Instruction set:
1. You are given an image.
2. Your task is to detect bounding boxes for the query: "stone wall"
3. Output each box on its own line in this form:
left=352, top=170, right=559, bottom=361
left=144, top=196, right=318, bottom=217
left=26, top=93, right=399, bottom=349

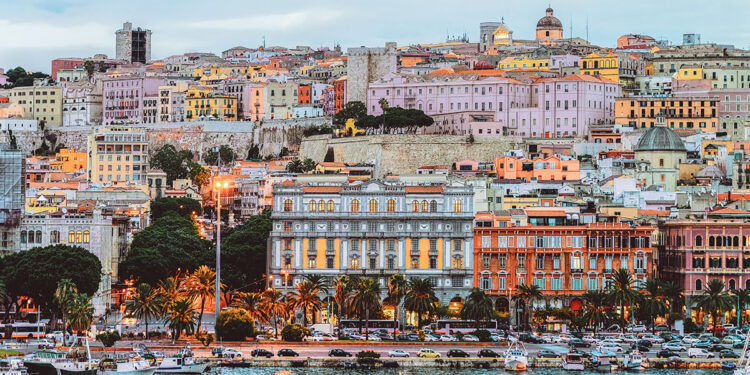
left=300, top=134, right=514, bottom=177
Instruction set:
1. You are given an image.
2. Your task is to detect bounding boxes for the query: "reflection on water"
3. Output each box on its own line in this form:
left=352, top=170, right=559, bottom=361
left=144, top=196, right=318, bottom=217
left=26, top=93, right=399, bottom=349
left=215, top=368, right=727, bottom=375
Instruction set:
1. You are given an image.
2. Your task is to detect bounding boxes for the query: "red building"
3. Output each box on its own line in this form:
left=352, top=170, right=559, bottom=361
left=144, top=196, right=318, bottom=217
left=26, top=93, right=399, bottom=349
left=51, top=58, right=84, bottom=79
left=298, top=84, right=311, bottom=105
left=473, top=211, right=655, bottom=328
left=334, top=77, right=347, bottom=114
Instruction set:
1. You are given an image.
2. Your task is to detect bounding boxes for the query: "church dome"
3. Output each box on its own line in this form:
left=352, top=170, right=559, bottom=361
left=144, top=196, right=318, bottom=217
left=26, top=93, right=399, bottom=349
left=474, top=60, right=494, bottom=70
left=634, top=126, right=687, bottom=152
left=536, top=8, right=563, bottom=30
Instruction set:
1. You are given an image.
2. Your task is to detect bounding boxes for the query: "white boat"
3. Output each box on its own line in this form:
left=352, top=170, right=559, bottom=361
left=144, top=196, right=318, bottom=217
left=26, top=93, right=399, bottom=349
left=23, top=349, right=96, bottom=375
left=622, top=350, right=644, bottom=371
left=590, top=351, right=618, bottom=372
left=156, top=349, right=208, bottom=374
left=504, top=339, right=528, bottom=371
left=0, top=358, right=27, bottom=375
left=98, top=356, right=157, bottom=375
left=562, top=352, right=585, bottom=371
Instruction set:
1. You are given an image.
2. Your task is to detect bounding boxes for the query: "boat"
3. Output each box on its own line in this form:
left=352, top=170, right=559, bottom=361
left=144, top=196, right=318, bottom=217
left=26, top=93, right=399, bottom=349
left=622, top=350, right=644, bottom=371
left=23, top=350, right=96, bottom=375
left=504, top=339, right=528, bottom=371
left=724, top=362, right=738, bottom=371
left=589, top=351, right=618, bottom=372
left=736, top=329, right=750, bottom=375
left=98, top=355, right=157, bottom=375
left=0, top=358, right=27, bottom=375
left=156, top=348, right=208, bottom=374
left=562, top=352, right=585, bottom=371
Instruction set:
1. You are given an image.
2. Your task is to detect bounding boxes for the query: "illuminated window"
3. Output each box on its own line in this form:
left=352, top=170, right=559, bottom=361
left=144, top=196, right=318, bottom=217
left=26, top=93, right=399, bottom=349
left=453, top=199, right=463, bottom=213
left=68, top=230, right=75, bottom=243
left=387, top=199, right=396, bottom=212
left=309, top=200, right=316, bottom=212
left=421, top=200, right=428, bottom=212
left=50, top=230, right=60, bottom=244
left=327, top=200, right=334, bottom=212
left=318, top=201, right=325, bottom=212
left=369, top=199, right=378, bottom=212
left=283, top=199, right=293, bottom=212
left=76, top=231, right=82, bottom=243
left=412, top=201, right=419, bottom=212
left=284, top=222, right=292, bottom=232
left=350, top=199, right=360, bottom=213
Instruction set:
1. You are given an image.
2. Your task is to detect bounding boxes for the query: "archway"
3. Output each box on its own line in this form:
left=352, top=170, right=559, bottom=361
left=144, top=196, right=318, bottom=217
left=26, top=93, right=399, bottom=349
left=449, top=296, right=464, bottom=315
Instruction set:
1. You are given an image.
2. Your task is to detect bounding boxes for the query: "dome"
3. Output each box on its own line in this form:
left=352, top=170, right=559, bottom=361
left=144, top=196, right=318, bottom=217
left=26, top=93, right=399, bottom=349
left=634, top=126, right=687, bottom=152
left=474, top=60, right=494, bottom=70
left=536, top=8, right=563, bottom=30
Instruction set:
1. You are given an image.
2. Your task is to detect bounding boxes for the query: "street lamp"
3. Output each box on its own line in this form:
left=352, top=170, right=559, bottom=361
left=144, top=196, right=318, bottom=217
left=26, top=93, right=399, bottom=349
left=215, top=180, right=228, bottom=339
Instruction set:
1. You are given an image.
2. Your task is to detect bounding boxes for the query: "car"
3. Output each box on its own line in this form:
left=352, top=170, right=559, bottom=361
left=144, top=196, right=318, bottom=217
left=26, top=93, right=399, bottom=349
left=462, top=334, right=479, bottom=342
left=439, top=334, right=457, bottom=342
left=602, top=336, right=623, bottom=344
left=641, top=334, right=664, bottom=344
left=604, top=324, right=622, bottom=332
left=708, top=344, right=729, bottom=353
left=682, top=336, right=699, bottom=344
left=636, top=339, right=653, bottom=348
left=520, top=333, right=544, bottom=343
left=478, top=349, right=502, bottom=358
left=417, top=348, right=441, bottom=358
left=423, top=334, right=440, bottom=342
left=627, top=324, right=647, bottom=333
left=328, top=349, right=353, bottom=357
left=221, top=348, right=243, bottom=359
left=388, top=349, right=410, bottom=358
left=723, top=336, right=742, bottom=346
left=631, top=343, right=651, bottom=352
left=36, top=339, right=54, bottom=349
left=720, top=349, right=739, bottom=359
left=569, top=338, right=591, bottom=348
left=662, top=342, right=687, bottom=351
left=657, top=349, right=679, bottom=359
left=598, top=344, right=623, bottom=353
left=377, top=333, right=394, bottom=341
left=621, top=335, right=638, bottom=344
left=653, top=324, right=670, bottom=332
left=688, top=348, right=714, bottom=358
left=537, top=350, right=558, bottom=359
left=303, top=335, right=325, bottom=342
left=489, top=334, right=502, bottom=342
left=446, top=349, right=470, bottom=358
left=692, top=341, right=712, bottom=349
left=48, top=331, right=64, bottom=343
left=736, top=341, right=747, bottom=349
left=255, top=335, right=275, bottom=341
left=250, top=349, right=273, bottom=358
left=724, top=324, right=737, bottom=331
left=277, top=349, right=299, bottom=357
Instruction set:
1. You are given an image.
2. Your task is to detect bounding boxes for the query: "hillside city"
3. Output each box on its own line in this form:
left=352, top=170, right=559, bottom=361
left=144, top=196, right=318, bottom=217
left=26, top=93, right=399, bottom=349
left=4, top=5, right=750, bottom=369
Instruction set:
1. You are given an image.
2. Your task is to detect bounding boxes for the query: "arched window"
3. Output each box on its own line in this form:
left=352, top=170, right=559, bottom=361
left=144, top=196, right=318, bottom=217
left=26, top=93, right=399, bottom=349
left=350, top=199, right=360, bottom=213
left=318, top=201, right=325, bottom=212
left=453, top=199, right=463, bottom=213
left=695, top=235, right=702, bottom=247
left=430, top=200, right=437, bottom=212
left=36, top=230, right=42, bottom=243
left=28, top=231, right=35, bottom=244
left=83, top=231, right=90, bottom=244
left=369, top=199, right=378, bottom=213
left=50, top=230, right=60, bottom=244
left=734, top=236, right=740, bottom=247
left=729, top=279, right=736, bottom=290
left=727, top=237, right=732, bottom=247
left=283, top=199, right=293, bottom=212
left=387, top=199, right=396, bottom=212
left=421, top=200, right=428, bottom=212
left=412, top=201, right=419, bottom=212
left=309, top=200, right=317, bottom=212
left=709, top=236, right=715, bottom=247
left=68, top=230, right=75, bottom=243
left=696, top=279, right=703, bottom=291
left=76, top=231, right=82, bottom=243
left=327, top=200, right=334, bottom=212
left=20, top=231, right=27, bottom=244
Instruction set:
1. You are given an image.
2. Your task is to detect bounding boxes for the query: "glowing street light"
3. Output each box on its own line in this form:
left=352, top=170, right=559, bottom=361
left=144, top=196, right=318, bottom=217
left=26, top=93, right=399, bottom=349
left=214, top=179, right=229, bottom=339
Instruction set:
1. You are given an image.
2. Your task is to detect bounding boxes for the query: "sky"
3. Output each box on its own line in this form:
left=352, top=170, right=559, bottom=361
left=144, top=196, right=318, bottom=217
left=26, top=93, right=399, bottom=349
left=2, top=0, right=750, bottom=73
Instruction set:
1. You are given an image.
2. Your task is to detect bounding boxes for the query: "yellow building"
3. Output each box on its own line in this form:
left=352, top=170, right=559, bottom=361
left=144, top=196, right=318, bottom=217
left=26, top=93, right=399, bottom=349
left=701, top=139, right=733, bottom=157
left=26, top=191, right=66, bottom=214
left=492, top=24, right=513, bottom=46
left=7, top=86, right=63, bottom=126
left=88, top=126, right=149, bottom=185
left=498, top=56, right=550, bottom=70
left=502, top=196, right=539, bottom=210
left=677, top=66, right=704, bottom=80
left=50, top=148, right=87, bottom=173
left=185, top=87, right=237, bottom=121
left=581, top=52, right=645, bottom=85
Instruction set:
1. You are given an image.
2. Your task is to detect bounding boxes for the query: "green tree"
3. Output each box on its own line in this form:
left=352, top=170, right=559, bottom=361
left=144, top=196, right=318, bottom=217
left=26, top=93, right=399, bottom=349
left=156, top=276, right=183, bottom=315
left=349, top=278, right=381, bottom=340
left=290, top=280, right=322, bottom=326
left=215, top=308, right=255, bottom=341
left=186, top=266, right=217, bottom=334
left=696, top=279, right=733, bottom=335
left=385, top=274, right=407, bottom=332
left=239, top=292, right=267, bottom=327
left=515, top=284, right=542, bottom=328
left=83, top=61, right=95, bottom=80
left=732, top=288, right=750, bottom=325
left=286, top=159, right=303, bottom=173
left=378, top=98, right=389, bottom=111
left=639, top=279, right=667, bottom=333
left=260, top=288, right=287, bottom=339
left=246, top=144, right=261, bottom=160
left=68, top=293, right=94, bottom=334
left=166, top=298, right=197, bottom=342
left=301, top=158, right=316, bottom=172
left=281, top=323, right=310, bottom=342
left=460, top=288, right=495, bottom=331
left=333, top=101, right=366, bottom=126
left=606, top=269, right=639, bottom=331
left=403, top=278, right=438, bottom=327
left=54, top=279, right=77, bottom=344
left=150, top=197, right=203, bottom=221
left=125, top=283, right=163, bottom=339
left=97, top=61, right=109, bottom=72
left=187, top=162, right=211, bottom=187
left=96, top=331, right=121, bottom=350
left=332, top=275, right=351, bottom=339
left=219, top=210, right=273, bottom=291
left=150, top=144, right=195, bottom=185
left=661, top=280, right=685, bottom=314
left=203, top=145, right=236, bottom=166
left=582, top=290, right=611, bottom=334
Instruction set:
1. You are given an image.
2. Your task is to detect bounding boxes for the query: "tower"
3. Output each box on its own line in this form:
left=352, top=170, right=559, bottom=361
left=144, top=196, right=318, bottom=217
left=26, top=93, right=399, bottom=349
left=115, top=22, right=152, bottom=64
left=535, top=7, right=563, bottom=42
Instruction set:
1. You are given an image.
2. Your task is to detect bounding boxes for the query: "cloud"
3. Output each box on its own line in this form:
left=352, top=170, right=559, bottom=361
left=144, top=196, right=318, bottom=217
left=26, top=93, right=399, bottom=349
left=188, top=9, right=344, bottom=31
left=0, top=19, right=111, bottom=50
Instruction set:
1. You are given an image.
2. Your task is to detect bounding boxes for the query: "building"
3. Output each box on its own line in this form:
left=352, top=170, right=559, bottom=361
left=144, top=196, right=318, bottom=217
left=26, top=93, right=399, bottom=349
left=115, top=22, right=151, bottom=64
left=474, top=212, right=655, bottom=327
left=580, top=52, right=646, bottom=86
left=334, top=76, right=347, bottom=114
left=0, top=146, right=24, bottom=255
left=633, top=117, right=688, bottom=191
left=616, top=34, right=662, bottom=50
left=269, top=180, right=475, bottom=319
left=346, top=43, right=398, bottom=104
left=535, top=8, right=563, bottom=42
left=185, top=87, right=237, bottom=121
left=51, top=58, right=84, bottom=80
left=62, top=82, right=102, bottom=126
left=50, top=148, right=87, bottom=174
left=101, top=75, right=164, bottom=125
left=615, top=97, right=718, bottom=131
left=157, top=84, right=187, bottom=122
left=87, top=126, right=149, bottom=185
left=498, top=56, right=550, bottom=70
left=494, top=156, right=580, bottom=182
left=479, top=22, right=502, bottom=52
left=7, top=86, right=63, bottom=126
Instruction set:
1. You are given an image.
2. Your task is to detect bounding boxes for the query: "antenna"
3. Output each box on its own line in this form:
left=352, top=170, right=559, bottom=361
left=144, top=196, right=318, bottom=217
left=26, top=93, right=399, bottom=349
left=570, top=15, right=573, bottom=39
left=586, top=16, right=589, bottom=42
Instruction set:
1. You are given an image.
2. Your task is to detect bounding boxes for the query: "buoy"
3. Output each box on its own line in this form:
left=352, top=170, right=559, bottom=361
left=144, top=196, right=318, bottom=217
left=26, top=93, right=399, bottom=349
left=688, top=363, right=697, bottom=369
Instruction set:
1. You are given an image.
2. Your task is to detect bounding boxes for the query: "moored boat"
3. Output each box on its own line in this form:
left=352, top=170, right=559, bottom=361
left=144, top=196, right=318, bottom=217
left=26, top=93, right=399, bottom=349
left=562, top=352, right=585, bottom=371
left=156, top=348, right=207, bottom=374
left=98, top=355, right=156, bottom=375
left=590, top=351, right=618, bottom=372
left=504, top=339, right=528, bottom=371
left=622, top=350, right=644, bottom=371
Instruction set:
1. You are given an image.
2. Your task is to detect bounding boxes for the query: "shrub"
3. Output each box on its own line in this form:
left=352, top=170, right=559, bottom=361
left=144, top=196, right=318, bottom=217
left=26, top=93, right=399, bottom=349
left=417, top=330, right=426, bottom=341
left=96, top=331, right=121, bottom=348
left=473, top=329, right=492, bottom=342
left=356, top=350, right=381, bottom=364
left=215, top=308, right=255, bottom=341
left=281, top=323, right=310, bottom=342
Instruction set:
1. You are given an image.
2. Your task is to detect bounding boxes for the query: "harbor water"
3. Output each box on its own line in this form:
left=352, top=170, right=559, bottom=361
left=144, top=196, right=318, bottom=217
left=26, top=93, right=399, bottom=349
left=214, top=368, right=729, bottom=375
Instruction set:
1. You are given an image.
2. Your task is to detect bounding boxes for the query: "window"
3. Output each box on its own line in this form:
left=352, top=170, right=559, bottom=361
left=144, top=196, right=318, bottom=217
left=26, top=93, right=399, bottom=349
left=587, top=277, right=598, bottom=290
left=387, top=199, right=396, bottom=212
left=309, top=238, right=317, bottom=252
left=695, top=279, right=702, bottom=291
left=368, top=199, right=378, bottom=212
left=50, top=230, right=60, bottom=244
left=429, top=256, right=437, bottom=269
left=553, top=255, right=561, bottom=269
left=318, top=201, right=325, bottom=212
left=572, top=277, right=583, bottom=290
left=20, top=230, right=26, bottom=244
left=369, top=256, right=377, bottom=269
left=453, top=199, right=463, bottom=213
left=412, top=201, right=419, bottom=212
left=68, top=230, right=75, bottom=243
left=327, top=200, right=334, bottom=212
left=481, top=276, right=491, bottom=290
left=411, top=257, right=419, bottom=268
left=695, top=235, right=702, bottom=247
left=350, top=257, right=359, bottom=269
left=482, top=254, right=490, bottom=269
left=387, top=257, right=395, bottom=269
left=309, top=200, right=316, bottom=212
left=498, top=276, right=506, bottom=290
left=429, top=238, right=437, bottom=252
left=551, top=276, right=562, bottom=290
left=498, top=255, right=506, bottom=268
left=351, top=199, right=360, bottom=213
left=308, top=257, right=317, bottom=268
left=534, top=277, right=545, bottom=290
left=536, top=255, right=545, bottom=269
left=430, top=200, right=437, bottom=212
left=327, top=256, right=334, bottom=269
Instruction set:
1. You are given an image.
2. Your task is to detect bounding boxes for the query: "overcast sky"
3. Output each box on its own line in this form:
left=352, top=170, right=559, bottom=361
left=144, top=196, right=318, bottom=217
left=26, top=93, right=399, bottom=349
left=2, top=0, right=750, bottom=73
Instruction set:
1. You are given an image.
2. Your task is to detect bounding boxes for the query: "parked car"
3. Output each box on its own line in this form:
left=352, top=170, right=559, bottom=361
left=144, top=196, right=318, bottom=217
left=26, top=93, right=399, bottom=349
left=692, top=341, right=712, bottom=349
left=447, top=349, right=470, bottom=358
left=604, top=324, right=622, bottom=332
left=250, top=349, right=273, bottom=358
left=627, top=324, right=647, bottom=333
left=569, top=338, right=591, bottom=348
left=36, top=339, right=54, bottom=349
left=688, top=348, right=715, bottom=358
left=417, top=348, right=441, bottom=358
left=462, top=334, right=479, bottom=342
left=220, top=348, right=243, bottom=359
left=636, top=339, right=653, bottom=348
left=388, top=349, right=410, bottom=358
left=537, top=350, right=558, bottom=359
left=722, top=336, right=742, bottom=346
left=598, top=344, right=623, bottom=353
left=520, top=333, right=544, bottom=344
left=653, top=324, right=669, bottom=332
left=631, top=343, right=651, bottom=352
left=277, top=349, right=299, bottom=357
left=662, top=342, right=687, bottom=351
left=708, top=344, right=729, bottom=353
left=478, top=349, right=501, bottom=358
left=423, top=334, right=440, bottom=342
left=720, top=349, right=739, bottom=359
left=328, top=349, right=352, bottom=357
left=657, top=349, right=679, bottom=359
left=303, top=335, right=325, bottom=342
left=439, top=334, right=457, bottom=342
left=682, top=336, right=700, bottom=345
left=641, top=334, right=664, bottom=344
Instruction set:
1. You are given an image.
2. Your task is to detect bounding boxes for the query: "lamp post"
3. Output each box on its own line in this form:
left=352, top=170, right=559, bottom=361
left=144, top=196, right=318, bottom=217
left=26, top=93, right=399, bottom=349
left=735, top=292, right=741, bottom=329
left=215, top=180, right=228, bottom=339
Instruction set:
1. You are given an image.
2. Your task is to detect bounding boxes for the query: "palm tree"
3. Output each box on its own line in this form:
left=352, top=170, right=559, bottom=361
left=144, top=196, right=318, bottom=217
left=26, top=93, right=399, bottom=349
left=403, top=278, right=438, bottom=328
left=156, top=276, right=183, bottom=314
left=385, top=274, right=407, bottom=331
left=639, top=279, right=667, bottom=333
left=607, top=269, right=638, bottom=331
left=260, top=288, right=287, bottom=339
left=515, top=284, right=542, bottom=329
left=67, top=293, right=94, bottom=335
left=332, top=275, right=351, bottom=339
left=349, top=278, right=381, bottom=341
left=239, top=292, right=268, bottom=328
left=731, top=289, right=750, bottom=326
left=378, top=98, right=389, bottom=111
left=54, top=279, right=77, bottom=344
left=125, top=283, right=163, bottom=340
left=166, top=298, right=197, bottom=342
left=660, top=280, right=684, bottom=312
left=697, top=279, right=733, bottom=335
left=290, top=280, right=322, bottom=326
left=582, top=290, right=611, bottom=334
left=186, top=266, right=216, bottom=334
left=460, top=288, right=494, bottom=331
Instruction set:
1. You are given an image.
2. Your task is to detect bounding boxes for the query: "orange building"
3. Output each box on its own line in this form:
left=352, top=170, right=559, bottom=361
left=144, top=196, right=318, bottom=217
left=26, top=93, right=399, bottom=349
left=473, top=212, right=655, bottom=328
left=494, top=156, right=580, bottom=182
left=615, top=97, right=718, bottom=131
left=334, top=76, right=347, bottom=114
left=298, top=84, right=311, bottom=105
left=50, top=148, right=87, bottom=173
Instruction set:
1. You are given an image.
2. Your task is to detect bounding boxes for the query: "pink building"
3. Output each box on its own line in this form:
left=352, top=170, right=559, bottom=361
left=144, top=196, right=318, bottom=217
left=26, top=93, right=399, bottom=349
left=102, top=75, right=164, bottom=124
left=367, top=72, right=619, bottom=138
left=0, top=68, right=6, bottom=86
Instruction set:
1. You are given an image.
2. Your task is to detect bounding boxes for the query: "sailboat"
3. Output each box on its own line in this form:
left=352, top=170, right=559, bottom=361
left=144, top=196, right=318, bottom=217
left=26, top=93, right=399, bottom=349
left=504, top=338, right=529, bottom=371
left=735, top=328, right=750, bottom=375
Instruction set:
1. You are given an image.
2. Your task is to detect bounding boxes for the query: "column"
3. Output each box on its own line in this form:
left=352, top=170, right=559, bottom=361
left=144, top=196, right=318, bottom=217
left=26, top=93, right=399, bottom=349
left=341, top=238, right=348, bottom=270
left=397, top=238, right=405, bottom=268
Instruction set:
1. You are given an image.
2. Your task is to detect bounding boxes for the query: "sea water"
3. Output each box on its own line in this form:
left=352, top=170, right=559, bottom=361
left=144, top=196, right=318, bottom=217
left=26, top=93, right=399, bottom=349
left=214, top=368, right=727, bottom=375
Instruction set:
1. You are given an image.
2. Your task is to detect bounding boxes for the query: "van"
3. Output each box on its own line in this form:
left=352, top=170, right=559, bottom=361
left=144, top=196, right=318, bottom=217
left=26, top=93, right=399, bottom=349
left=688, top=348, right=715, bottom=358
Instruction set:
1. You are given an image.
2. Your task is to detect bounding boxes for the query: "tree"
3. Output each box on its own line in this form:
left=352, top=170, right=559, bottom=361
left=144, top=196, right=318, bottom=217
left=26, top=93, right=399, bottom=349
left=7, top=130, right=17, bottom=150
left=68, top=293, right=94, bottom=334
left=4, top=67, right=50, bottom=88
left=515, top=284, right=542, bottom=328
left=83, top=61, right=95, bottom=80
left=661, top=280, right=685, bottom=315
left=239, top=292, right=268, bottom=327
left=460, top=288, right=495, bottom=331
left=582, top=290, right=611, bottom=334
left=97, top=61, right=109, bottom=73
left=302, top=158, right=316, bottom=172
left=215, top=308, right=255, bottom=341
left=54, top=279, right=77, bottom=344
left=150, top=197, right=203, bottom=221
left=696, top=279, right=733, bottom=335
left=385, top=274, right=407, bottom=332
left=186, top=266, right=217, bottom=334
left=96, top=331, right=121, bottom=350
left=246, top=144, right=261, bottom=160
left=333, top=101, right=366, bottom=126
left=278, top=147, right=289, bottom=158
left=403, top=278, right=438, bottom=327
left=332, top=275, right=351, bottom=339
left=203, top=145, right=236, bottom=166
left=166, top=298, right=197, bottom=342
left=286, top=159, right=303, bottom=173
left=349, top=278, right=381, bottom=341
left=378, top=98, right=389, bottom=111
left=260, top=289, right=287, bottom=339
left=125, top=283, right=163, bottom=340
left=606, top=269, right=639, bottom=331
left=157, top=276, right=184, bottom=315
left=290, top=281, right=322, bottom=326
left=732, top=289, right=750, bottom=325
left=219, top=210, right=273, bottom=291
left=281, top=323, right=310, bottom=342
left=639, top=279, right=667, bottom=334
left=150, top=144, right=195, bottom=185
left=187, top=162, right=211, bottom=187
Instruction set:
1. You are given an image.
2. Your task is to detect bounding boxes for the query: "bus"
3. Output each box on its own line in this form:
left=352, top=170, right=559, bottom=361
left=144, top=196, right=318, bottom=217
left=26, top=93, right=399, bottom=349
left=0, top=322, right=47, bottom=339
left=426, top=319, right=498, bottom=334
left=339, top=319, right=399, bottom=333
